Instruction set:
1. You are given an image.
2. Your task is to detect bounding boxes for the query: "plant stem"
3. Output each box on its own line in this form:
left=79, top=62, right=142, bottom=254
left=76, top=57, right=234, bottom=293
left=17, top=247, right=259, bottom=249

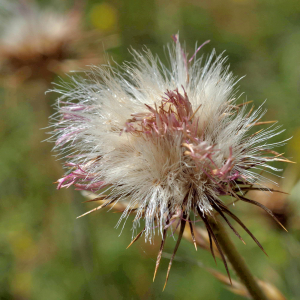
left=209, top=216, right=268, bottom=300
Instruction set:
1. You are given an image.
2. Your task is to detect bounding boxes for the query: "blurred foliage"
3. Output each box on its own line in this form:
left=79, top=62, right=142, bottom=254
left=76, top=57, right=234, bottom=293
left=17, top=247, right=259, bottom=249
left=1, top=0, right=300, bottom=299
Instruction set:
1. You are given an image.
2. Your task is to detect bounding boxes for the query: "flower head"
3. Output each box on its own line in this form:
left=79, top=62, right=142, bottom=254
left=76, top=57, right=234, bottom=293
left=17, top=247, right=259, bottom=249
left=49, top=35, right=290, bottom=286
left=0, top=1, right=82, bottom=80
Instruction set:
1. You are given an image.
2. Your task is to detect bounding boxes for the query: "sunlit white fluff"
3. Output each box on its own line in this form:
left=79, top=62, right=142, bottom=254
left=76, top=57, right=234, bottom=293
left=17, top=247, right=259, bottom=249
left=49, top=37, right=287, bottom=242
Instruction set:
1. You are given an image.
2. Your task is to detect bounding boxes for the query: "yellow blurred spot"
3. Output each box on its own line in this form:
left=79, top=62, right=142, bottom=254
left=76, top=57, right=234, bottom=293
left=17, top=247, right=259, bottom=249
left=90, top=3, right=117, bottom=31
left=9, top=230, right=37, bottom=262
left=11, top=271, right=32, bottom=297
left=289, top=128, right=300, bottom=163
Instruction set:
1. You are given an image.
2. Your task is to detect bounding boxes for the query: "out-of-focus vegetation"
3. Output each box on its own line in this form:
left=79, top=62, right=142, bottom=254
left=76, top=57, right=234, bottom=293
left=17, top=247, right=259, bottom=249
left=1, top=0, right=300, bottom=299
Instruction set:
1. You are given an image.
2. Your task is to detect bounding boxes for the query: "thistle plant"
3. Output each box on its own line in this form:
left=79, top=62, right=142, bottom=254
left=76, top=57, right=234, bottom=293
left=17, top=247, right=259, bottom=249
left=49, top=35, right=290, bottom=296
left=0, top=0, right=82, bottom=79
left=0, top=0, right=112, bottom=84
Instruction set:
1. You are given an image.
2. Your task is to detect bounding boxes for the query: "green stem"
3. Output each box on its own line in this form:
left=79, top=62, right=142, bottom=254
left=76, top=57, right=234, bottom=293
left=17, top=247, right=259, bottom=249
left=209, top=217, right=268, bottom=300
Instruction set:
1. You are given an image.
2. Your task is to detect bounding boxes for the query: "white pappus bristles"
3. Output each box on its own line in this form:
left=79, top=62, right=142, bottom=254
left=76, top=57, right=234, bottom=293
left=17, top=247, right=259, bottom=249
left=48, top=35, right=291, bottom=285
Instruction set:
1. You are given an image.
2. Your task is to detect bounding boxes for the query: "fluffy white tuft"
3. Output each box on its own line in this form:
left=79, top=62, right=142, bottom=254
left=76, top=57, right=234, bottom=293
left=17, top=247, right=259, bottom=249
left=49, top=38, right=287, bottom=242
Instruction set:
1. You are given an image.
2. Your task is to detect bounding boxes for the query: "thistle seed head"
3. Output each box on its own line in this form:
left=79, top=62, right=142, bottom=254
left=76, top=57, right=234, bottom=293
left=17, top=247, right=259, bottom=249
left=49, top=35, right=290, bottom=285
left=0, top=1, right=81, bottom=80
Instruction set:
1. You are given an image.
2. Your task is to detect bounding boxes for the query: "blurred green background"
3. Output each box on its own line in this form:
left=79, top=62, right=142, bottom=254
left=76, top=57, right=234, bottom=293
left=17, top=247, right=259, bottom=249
left=1, top=0, right=300, bottom=299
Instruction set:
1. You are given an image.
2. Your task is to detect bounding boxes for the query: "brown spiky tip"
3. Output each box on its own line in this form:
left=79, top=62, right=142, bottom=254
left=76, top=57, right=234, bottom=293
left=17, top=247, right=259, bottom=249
left=155, top=190, right=288, bottom=289
left=78, top=181, right=289, bottom=291
left=79, top=185, right=288, bottom=289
